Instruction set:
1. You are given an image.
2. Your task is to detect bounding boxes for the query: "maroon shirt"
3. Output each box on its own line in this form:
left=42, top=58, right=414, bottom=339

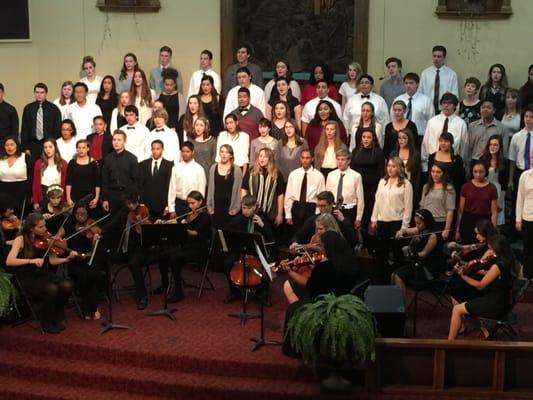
left=460, top=180, right=498, bottom=215
left=89, top=133, right=104, bottom=161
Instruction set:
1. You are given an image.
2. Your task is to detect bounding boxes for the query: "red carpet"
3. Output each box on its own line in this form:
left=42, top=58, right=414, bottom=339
left=1, top=268, right=532, bottom=399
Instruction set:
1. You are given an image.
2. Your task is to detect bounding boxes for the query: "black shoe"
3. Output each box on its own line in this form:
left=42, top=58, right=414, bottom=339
left=54, top=320, right=66, bottom=331
left=42, top=321, right=61, bottom=334
left=167, top=292, right=184, bottom=304
left=137, top=297, right=148, bottom=310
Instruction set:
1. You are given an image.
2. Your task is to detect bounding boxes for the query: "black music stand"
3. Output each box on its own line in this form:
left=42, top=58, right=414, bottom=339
left=99, top=233, right=130, bottom=336
left=219, top=229, right=265, bottom=327
left=142, top=224, right=187, bottom=320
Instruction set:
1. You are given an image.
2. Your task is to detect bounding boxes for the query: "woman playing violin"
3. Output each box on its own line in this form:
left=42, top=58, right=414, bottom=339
left=57, top=204, right=106, bottom=320
left=5, top=213, right=76, bottom=334
left=448, top=234, right=519, bottom=340
left=158, top=190, right=212, bottom=303
left=391, top=209, right=443, bottom=298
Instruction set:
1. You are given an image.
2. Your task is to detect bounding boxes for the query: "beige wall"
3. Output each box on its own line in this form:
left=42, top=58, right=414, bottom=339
left=368, top=0, right=532, bottom=93
left=1, top=0, right=532, bottom=117
left=0, top=0, right=221, bottom=113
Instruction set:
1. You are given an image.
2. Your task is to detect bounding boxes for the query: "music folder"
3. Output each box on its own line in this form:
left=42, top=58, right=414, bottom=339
left=141, top=224, right=187, bottom=247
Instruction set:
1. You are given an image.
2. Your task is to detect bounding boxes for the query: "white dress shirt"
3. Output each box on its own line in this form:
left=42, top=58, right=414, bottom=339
left=66, top=102, right=103, bottom=140
left=509, top=129, right=533, bottom=170
left=56, top=138, right=77, bottom=161
left=215, top=131, right=250, bottom=167
left=147, top=126, right=181, bottom=163
left=187, top=68, right=222, bottom=98
left=167, top=159, right=207, bottom=212
left=301, top=96, right=342, bottom=124
left=418, top=65, right=459, bottom=105
left=421, top=113, right=468, bottom=171
left=343, top=92, right=390, bottom=150
left=120, top=122, right=149, bottom=162
left=325, top=167, right=364, bottom=220
left=516, top=168, right=533, bottom=222
left=371, top=178, right=413, bottom=229
left=393, top=92, right=435, bottom=136
left=223, top=84, right=266, bottom=118
left=263, top=79, right=302, bottom=102
left=80, top=76, right=102, bottom=104
left=284, top=166, right=325, bottom=219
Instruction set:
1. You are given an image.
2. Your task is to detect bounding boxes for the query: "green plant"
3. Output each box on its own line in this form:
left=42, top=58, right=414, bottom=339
left=0, top=270, right=18, bottom=318
left=285, top=293, right=376, bottom=368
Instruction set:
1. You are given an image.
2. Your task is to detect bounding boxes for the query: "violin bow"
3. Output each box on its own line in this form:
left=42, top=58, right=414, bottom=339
left=42, top=212, right=72, bottom=264
left=64, top=213, right=111, bottom=241
left=393, top=228, right=456, bottom=240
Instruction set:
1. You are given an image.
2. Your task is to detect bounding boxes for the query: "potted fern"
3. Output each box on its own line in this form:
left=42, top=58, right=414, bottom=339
left=0, top=269, right=18, bottom=321
left=285, top=293, right=376, bottom=394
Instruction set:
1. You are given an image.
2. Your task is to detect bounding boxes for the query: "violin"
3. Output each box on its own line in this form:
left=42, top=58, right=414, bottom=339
left=75, top=218, right=101, bottom=241
left=128, top=205, right=151, bottom=234
left=273, top=251, right=326, bottom=275
left=2, top=215, right=21, bottom=232
left=34, top=231, right=79, bottom=256
left=229, top=255, right=263, bottom=287
left=160, top=206, right=208, bottom=225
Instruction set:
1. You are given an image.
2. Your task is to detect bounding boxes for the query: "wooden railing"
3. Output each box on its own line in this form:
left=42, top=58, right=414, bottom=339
left=363, top=338, right=533, bottom=398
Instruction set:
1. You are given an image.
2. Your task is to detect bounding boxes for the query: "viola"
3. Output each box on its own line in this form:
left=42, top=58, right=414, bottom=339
left=128, top=205, right=151, bottom=234
left=230, top=255, right=263, bottom=287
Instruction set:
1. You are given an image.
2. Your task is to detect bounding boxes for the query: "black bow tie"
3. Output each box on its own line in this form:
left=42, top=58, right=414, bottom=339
left=361, top=94, right=370, bottom=99
left=126, top=126, right=135, bottom=129
left=155, top=128, right=164, bottom=132
left=239, top=107, right=249, bottom=112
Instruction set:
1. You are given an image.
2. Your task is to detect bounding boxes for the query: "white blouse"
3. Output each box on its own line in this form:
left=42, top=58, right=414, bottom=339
left=371, top=178, right=413, bottom=229
left=41, top=165, right=61, bottom=187
left=0, top=157, right=27, bottom=182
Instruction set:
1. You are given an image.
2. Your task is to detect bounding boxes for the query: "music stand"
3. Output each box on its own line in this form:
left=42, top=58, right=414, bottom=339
left=142, top=224, right=187, bottom=320
left=219, top=229, right=266, bottom=326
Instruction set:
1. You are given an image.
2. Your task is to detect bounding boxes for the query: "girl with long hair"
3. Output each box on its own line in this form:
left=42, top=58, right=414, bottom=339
left=56, top=119, right=77, bottom=162
left=242, top=147, right=285, bottom=225
left=130, top=69, right=155, bottom=125
left=266, top=77, right=302, bottom=122
left=53, top=81, right=75, bottom=120
left=178, top=94, right=205, bottom=144
left=32, top=138, right=67, bottom=210
left=216, top=114, right=250, bottom=173
left=198, top=74, right=223, bottom=136
left=353, top=101, right=383, bottom=150
left=270, top=100, right=290, bottom=140
left=339, top=61, right=362, bottom=108
left=80, top=56, right=102, bottom=103
left=304, top=100, right=347, bottom=152
left=0, top=136, right=32, bottom=211
left=479, top=64, right=508, bottom=120
left=249, top=118, right=278, bottom=165
left=188, top=117, right=217, bottom=178
left=95, top=75, right=118, bottom=133
left=65, top=139, right=100, bottom=208
left=110, top=91, right=130, bottom=134
left=263, top=60, right=301, bottom=102
left=383, top=100, right=418, bottom=158
left=276, top=118, right=309, bottom=180
left=501, top=88, right=521, bottom=156
left=116, top=52, right=138, bottom=93
left=313, top=120, right=347, bottom=178
left=390, top=128, right=421, bottom=206
left=300, top=63, right=339, bottom=106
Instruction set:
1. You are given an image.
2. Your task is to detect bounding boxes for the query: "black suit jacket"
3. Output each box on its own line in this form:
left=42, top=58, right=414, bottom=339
left=87, top=132, right=113, bottom=160
left=20, top=100, right=62, bottom=149
left=137, top=158, right=173, bottom=218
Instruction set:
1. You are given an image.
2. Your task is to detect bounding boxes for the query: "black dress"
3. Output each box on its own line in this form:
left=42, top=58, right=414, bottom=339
left=96, top=97, right=117, bottom=134
left=213, top=167, right=234, bottom=228
left=383, top=120, right=418, bottom=160
left=66, top=159, right=100, bottom=202
left=158, top=93, right=180, bottom=130
left=428, top=153, right=466, bottom=203
left=458, top=101, right=481, bottom=126
left=201, top=99, right=223, bottom=137
left=350, top=146, right=385, bottom=226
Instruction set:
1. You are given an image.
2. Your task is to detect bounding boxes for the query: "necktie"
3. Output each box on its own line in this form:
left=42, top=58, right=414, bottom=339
left=525, top=132, right=531, bottom=170
left=442, top=117, right=449, bottom=135
left=299, top=172, right=307, bottom=204
left=337, top=173, right=345, bottom=204
left=434, top=69, right=440, bottom=113
left=152, top=160, right=158, bottom=176
left=247, top=218, right=254, bottom=233
left=406, top=97, right=413, bottom=120
left=156, top=128, right=164, bottom=132
left=36, top=104, right=44, bottom=140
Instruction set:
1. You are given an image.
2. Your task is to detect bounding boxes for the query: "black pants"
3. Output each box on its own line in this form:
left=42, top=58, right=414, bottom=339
left=375, top=220, right=403, bottom=283
left=69, top=261, right=106, bottom=316
left=522, top=220, right=533, bottom=278
left=341, top=207, right=356, bottom=226
left=158, top=244, right=205, bottom=296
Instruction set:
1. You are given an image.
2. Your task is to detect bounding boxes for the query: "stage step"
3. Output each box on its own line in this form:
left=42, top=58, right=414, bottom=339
left=0, top=348, right=353, bottom=400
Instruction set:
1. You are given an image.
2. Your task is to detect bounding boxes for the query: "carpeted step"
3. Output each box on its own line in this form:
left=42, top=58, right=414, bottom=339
left=0, top=375, right=179, bottom=400
left=0, top=348, right=356, bottom=400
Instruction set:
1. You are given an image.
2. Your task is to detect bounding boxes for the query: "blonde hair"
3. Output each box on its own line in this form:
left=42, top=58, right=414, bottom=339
left=314, top=121, right=344, bottom=168
left=251, top=147, right=278, bottom=177
left=315, top=213, right=343, bottom=236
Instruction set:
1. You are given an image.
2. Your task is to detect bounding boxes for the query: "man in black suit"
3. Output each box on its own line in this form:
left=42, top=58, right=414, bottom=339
left=0, top=83, right=19, bottom=140
left=137, top=139, right=173, bottom=220
left=20, top=82, right=62, bottom=158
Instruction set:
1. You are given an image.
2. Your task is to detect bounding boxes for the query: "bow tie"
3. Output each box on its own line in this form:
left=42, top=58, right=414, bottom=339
left=239, top=107, right=249, bottom=112
left=361, top=94, right=370, bottom=99
left=126, top=126, right=135, bottom=129
left=155, top=128, right=164, bottom=132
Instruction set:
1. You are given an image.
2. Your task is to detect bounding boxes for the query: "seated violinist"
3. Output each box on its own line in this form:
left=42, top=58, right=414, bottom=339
left=289, top=190, right=356, bottom=251
left=222, top=194, right=275, bottom=303
left=5, top=213, right=76, bottom=334
left=57, top=204, right=106, bottom=320
left=391, top=209, right=444, bottom=298
left=448, top=234, right=519, bottom=340
left=157, top=190, right=211, bottom=303
left=114, top=189, right=152, bottom=310
left=42, top=185, right=70, bottom=236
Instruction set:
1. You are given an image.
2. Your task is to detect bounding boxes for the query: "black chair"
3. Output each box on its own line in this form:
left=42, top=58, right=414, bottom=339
left=108, top=251, right=153, bottom=301
left=475, top=278, right=530, bottom=340
left=181, top=227, right=216, bottom=299
left=7, top=272, right=44, bottom=334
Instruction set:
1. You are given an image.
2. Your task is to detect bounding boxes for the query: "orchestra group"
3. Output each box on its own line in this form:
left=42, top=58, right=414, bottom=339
left=1, top=44, right=532, bottom=344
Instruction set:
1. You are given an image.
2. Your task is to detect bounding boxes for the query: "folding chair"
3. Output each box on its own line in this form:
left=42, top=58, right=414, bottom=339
left=475, top=278, right=530, bottom=340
